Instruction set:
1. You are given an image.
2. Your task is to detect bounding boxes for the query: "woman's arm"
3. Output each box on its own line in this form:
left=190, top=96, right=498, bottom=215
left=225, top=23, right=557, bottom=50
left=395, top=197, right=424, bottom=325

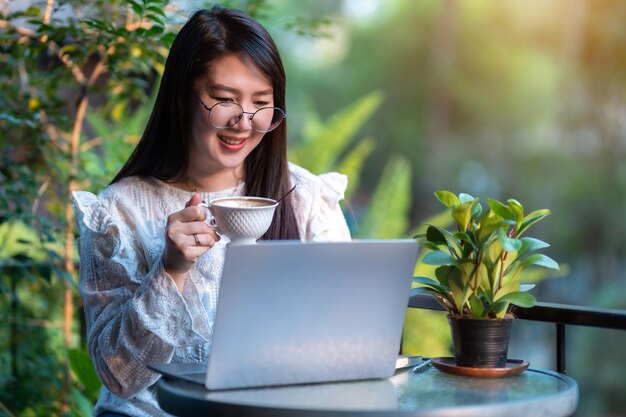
left=74, top=191, right=210, bottom=398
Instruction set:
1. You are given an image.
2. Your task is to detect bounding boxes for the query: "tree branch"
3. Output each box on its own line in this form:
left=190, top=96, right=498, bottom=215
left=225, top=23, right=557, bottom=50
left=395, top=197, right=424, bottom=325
left=0, top=18, right=87, bottom=85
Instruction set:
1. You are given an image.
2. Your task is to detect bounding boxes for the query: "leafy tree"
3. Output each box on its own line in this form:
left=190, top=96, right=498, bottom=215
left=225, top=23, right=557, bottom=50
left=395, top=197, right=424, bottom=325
left=1, top=1, right=174, bottom=414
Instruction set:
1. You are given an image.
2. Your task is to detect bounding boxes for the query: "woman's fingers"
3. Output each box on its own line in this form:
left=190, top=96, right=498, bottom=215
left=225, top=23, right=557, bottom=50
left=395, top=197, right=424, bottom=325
left=162, top=197, right=220, bottom=277
left=168, top=205, right=207, bottom=224
left=188, top=229, right=221, bottom=248
left=165, top=220, right=218, bottom=250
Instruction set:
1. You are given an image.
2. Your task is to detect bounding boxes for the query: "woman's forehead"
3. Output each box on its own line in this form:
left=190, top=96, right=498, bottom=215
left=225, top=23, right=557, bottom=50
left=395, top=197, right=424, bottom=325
left=200, top=54, right=273, bottom=95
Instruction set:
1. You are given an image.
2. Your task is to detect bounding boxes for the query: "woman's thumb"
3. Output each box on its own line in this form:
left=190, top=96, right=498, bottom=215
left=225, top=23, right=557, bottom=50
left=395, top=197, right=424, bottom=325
left=185, top=193, right=204, bottom=208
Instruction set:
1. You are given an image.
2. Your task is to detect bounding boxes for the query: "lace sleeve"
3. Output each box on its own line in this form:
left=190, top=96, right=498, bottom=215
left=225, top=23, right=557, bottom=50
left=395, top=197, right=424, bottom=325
left=72, top=191, right=208, bottom=398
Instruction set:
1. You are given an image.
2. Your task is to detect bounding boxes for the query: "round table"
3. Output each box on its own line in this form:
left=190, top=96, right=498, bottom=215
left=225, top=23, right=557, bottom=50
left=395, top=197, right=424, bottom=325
left=156, top=366, right=579, bottom=417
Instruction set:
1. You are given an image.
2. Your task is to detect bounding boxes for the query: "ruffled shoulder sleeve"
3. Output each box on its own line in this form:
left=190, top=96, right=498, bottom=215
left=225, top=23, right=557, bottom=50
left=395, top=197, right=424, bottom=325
left=289, top=163, right=351, bottom=241
left=73, top=190, right=113, bottom=235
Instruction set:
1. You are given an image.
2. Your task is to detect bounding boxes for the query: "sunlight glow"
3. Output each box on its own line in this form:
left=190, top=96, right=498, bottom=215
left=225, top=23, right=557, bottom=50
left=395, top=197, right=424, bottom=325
left=342, top=0, right=393, bottom=23
left=283, top=26, right=350, bottom=69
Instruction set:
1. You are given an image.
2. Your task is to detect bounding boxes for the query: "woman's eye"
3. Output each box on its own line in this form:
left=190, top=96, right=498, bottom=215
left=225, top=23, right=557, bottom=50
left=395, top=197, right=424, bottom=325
left=255, top=101, right=270, bottom=107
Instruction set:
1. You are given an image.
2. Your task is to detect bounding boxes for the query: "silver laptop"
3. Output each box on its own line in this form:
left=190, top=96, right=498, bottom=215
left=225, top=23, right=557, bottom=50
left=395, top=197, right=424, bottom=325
left=149, top=239, right=418, bottom=390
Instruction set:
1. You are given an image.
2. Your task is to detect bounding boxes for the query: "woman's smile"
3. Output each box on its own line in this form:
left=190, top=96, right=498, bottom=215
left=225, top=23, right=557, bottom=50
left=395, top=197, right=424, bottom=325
left=218, top=133, right=248, bottom=151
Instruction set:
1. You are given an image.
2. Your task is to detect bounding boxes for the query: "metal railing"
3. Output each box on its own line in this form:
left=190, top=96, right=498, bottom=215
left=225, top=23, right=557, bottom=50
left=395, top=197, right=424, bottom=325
left=408, top=294, right=626, bottom=374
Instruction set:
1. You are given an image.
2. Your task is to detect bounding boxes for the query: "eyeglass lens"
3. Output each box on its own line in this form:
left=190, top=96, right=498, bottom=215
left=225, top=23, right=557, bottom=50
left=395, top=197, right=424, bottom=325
left=209, top=102, right=284, bottom=132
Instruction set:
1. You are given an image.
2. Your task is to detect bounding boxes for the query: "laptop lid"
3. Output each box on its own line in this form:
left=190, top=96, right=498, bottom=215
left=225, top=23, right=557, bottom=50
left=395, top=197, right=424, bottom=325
left=204, top=239, right=418, bottom=390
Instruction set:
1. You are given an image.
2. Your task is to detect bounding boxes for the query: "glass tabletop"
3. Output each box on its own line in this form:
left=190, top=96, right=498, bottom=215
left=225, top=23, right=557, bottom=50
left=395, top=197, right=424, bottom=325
left=157, top=366, right=579, bottom=417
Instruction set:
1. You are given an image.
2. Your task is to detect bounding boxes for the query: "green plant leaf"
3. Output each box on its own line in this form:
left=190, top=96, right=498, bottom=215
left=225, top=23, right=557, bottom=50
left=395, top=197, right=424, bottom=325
left=485, top=237, right=504, bottom=266
left=476, top=262, right=490, bottom=291
left=411, top=286, right=440, bottom=297
left=435, top=265, right=455, bottom=288
left=497, top=228, right=522, bottom=251
left=130, top=2, right=143, bottom=15
left=504, top=237, right=553, bottom=276
left=520, top=253, right=560, bottom=271
left=437, top=267, right=466, bottom=309
left=495, top=278, right=520, bottom=297
left=426, top=225, right=461, bottom=257
left=507, top=198, right=524, bottom=226
left=454, top=231, right=478, bottom=249
left=520, top=284, right=536, bottom=292
left=146, top=5, right=167, bottom=18
left=492, top=291, right=537, bottom=309
left=450, top=279, right=467, bottom=315
left=487, top=198, right=514, bottom=220
left=476, top=213, right=501, bottom=243
left=426, top=225, right=446, bottom=244
left=493, top=302, right=511, bottom=318
left=471, top=201, right=483, bottom=220
left=452, top=200, right=478, bottom=231
left=413, top=276, right=447, bottom=291
left=68, top=348, right=101, bottom=401
left=518, top=237, right=550, bottom=256
left=419, top=241, right=441, bottom=251
left=434, top=190, right=460, bottom=209
left=422, top=251, right=458, bottom=266
left=459, top=193, right=476, bottom=204
left=460, top=232, right=479, bottom=262
left=468, top=295, right=485, bottom=318
left=517, top=209, right=551, bottom=236
left=70, top=388, right=94, bottom=417
left=412, top=285, right=454, bottom=304
left=477, top=286, right=493, bottom=303
left=412, top=287, right=458, bottom=313
left=412, top=277, right=454, bottom=306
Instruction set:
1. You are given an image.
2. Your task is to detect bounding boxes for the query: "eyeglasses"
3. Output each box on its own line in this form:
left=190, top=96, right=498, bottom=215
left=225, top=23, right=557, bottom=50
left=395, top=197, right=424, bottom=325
left=197, top=97, right=286, bottom=133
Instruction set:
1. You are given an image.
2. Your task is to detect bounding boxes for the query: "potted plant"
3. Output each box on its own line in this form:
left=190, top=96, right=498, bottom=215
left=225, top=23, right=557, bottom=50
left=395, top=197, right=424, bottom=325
left=414, top=190, right=560, bottom=368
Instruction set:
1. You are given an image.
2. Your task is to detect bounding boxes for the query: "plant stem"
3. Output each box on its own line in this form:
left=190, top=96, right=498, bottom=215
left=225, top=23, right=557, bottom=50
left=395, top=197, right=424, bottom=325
left=495, top=251, right=506, bottom=294
left=10, top=273, right=17, bottom=380
left=466, top=250, right=480, bottom=292
left=0, top=400, right=17, bottom=417
left=495, top=229, right=515, bottom=294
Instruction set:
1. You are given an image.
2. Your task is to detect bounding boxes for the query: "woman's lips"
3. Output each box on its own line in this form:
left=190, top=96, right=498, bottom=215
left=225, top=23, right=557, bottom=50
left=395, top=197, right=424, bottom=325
left=218, top=134, right=247, bottom=151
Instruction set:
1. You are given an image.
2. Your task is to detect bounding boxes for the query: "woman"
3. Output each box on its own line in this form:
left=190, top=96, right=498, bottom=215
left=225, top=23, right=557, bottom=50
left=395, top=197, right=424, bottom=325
left=73, top=6, right=350, bottom=417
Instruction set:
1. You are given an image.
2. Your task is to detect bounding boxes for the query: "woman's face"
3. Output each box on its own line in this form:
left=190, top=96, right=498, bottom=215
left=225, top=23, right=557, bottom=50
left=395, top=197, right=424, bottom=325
left=189, top=53, right=273, bottom=180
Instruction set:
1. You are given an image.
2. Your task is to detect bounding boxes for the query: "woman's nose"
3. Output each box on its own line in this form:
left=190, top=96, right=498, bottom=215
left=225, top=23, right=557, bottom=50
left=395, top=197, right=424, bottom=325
left=231, top=111, right=254, bottom=131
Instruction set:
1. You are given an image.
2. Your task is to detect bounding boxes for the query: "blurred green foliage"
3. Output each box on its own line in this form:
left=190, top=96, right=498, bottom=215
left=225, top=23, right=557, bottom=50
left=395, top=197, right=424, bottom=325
left=290, top=91, right=383, bottom=199
left=2, top=0, right=626, bottom=416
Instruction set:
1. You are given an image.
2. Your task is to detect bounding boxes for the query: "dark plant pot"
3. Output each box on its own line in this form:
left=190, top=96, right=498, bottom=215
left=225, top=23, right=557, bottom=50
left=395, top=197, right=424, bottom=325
left=448, top=316, right=513, bottom=368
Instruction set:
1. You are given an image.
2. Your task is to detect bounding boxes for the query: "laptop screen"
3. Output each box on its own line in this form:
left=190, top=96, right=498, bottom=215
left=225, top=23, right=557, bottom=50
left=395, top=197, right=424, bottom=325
left=204, top=240, right=418, bottom=390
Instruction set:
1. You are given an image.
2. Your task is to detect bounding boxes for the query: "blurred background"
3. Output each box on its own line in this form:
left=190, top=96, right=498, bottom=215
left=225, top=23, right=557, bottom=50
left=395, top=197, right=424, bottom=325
left=1, top=0, right=625, bottom=416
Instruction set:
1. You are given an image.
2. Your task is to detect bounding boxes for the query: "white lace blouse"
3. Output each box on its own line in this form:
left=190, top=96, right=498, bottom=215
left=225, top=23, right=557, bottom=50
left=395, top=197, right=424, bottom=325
left=72, top=163, right=351, bottom=417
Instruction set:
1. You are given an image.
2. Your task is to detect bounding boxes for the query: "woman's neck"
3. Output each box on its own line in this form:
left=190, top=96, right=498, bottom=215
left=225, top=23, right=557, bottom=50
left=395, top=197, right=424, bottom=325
left=185, top=167, right=244, bottom=193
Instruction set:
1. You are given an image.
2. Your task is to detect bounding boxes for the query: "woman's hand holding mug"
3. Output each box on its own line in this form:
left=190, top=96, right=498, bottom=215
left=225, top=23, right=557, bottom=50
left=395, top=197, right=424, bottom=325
left=163, top=193, right=221, bottom=291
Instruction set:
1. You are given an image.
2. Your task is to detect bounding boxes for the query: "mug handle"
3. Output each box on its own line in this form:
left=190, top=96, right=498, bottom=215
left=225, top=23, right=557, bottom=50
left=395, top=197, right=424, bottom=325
left=197, top=201, right=221, bottom=232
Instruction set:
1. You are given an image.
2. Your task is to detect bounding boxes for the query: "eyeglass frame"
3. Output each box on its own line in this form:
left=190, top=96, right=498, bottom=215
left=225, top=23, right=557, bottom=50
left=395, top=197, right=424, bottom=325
left=196, top=96, right=287, bottom=133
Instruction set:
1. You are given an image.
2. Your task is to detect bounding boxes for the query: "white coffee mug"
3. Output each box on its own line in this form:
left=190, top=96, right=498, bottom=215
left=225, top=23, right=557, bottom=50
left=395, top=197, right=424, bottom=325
left=198, top=196, right=278, bottom=244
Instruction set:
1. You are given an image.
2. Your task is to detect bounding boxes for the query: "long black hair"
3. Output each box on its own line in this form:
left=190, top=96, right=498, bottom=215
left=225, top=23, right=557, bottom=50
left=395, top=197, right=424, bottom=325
left=112, top=6, right=300, bottom=240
